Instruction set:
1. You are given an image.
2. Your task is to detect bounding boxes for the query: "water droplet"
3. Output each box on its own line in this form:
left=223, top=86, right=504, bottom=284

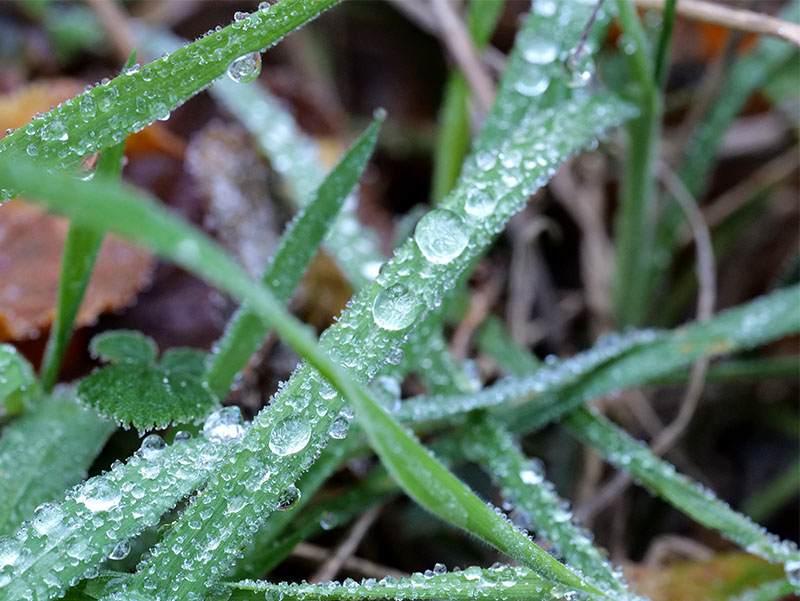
left=202, top=406, right=244, bottom=443
left=534, top=0, right=556, bottom=17
left=523, top=39, right=559, bottom=64
left=269, top=415, right=312, bottom=456
left=433, top=562, right=447, bottom=575
left=109, top=539, right=131, bottom=560
left=31, top=502, right=63, bottom=535
left=234, top=10, right=249, bottom=22
left=76, top=478, right=121, bottom=512
left=514, top=72, right=550, bottom=97
left=328, top=415, right=350, bottom=439
left=372, top=284, right=423, bottom=331
left=414, top=209, right=469, bottom=264
left=0, top=535, right=20, bottom=568
left=137, top=434, right=166, bottom=459
left=475, top=150, right=497, bottom=171
left=227, top=52, right=261, bottom=83
left=320, top=512, right=338, bottom=530
left=26, top=144, right=38, bottom=157
left=276, top=484, right=300, bottom=510
left=785, top=558, right=800, bottom=586
left=41, top=120, right=68, bottom=141
left=565, top=51, right=595, bottom=88
left=464, top=188, right=498, bottom=219
left=386, top=347, right=404, bottom=365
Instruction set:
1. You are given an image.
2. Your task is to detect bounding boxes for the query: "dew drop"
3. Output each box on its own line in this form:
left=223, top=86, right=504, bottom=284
left=372, top=284, right=423, bottom=331
left=109, top=539, right=131, bottom=560
left=328, top=415, right=350, bottom=439
left=464, top=188, right=498, bottom=219
left=269, top=415, right=312, bottom=456
left=76, top=478, right=121, bottom=512
left=523, top=39, right=559, bottom=64
left=514, top=73, right=550, bottom=97
left=566, top=52, right=596, bottom=88
left=137, top=434, right=166, bottom=459
left=26, top=144, right=38, bottom=157
left=40, top=120, right=68, bottom=141
left=276, top=484, right=300, bottom=511
left=534, top=0, right=557, bottom=17
left=320, top=512, right=338, bottom=530
left=202, top=406, right=244, bottom=443
left=31, top=502, right=64, bottom=536
left=414, top=209, right=469, bottom=264
left=785, top=558, right=800, bottom=586
left=0, top=535, right=20, bottom=568
left=227, top=52, right=262, bottom=84
left=475, top=150, right=496, bottom=171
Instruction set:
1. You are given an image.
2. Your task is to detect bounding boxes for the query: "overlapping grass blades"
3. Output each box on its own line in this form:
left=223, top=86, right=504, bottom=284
left=0, top=0, right=339, bottom=199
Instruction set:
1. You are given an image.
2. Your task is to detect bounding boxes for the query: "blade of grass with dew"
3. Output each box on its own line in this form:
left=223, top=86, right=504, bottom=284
left=563, top=407, right=800, bottom=572
left=730, top=578, right=800, bottom=601
left=204, top=116, right=382, bottom=398
left=132, top=24, right=385, bottom=291
left=611, top=0, right=662, bottom=327
left=395, top=286, right=800, bottom=428
left=4, top=9, right=638, bottom=598
left=475, top=315, right=541, bottom=375
left=0, top=0, right=339, bottom=200
left=0, top=344, right=37, bottom=416
left=431, top=0, right=505, bottom=204
left=652, top=356, right=800, bottom=386
left=459, top=416, right=636, bottom=599
left=0, top=391, right=114, bottom=536
left=223, top=564, right=564, bottom=601
left=0, top=432, right=232, bottom=601
left=0, top=95, right=634, bottom=598
left=39, top=52, right=130, bottom=391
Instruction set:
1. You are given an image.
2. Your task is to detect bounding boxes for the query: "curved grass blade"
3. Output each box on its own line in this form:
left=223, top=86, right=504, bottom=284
left=0, top=0, right=339, bottom=199
left=0, top=433, right=230, bottom=601
left=0, top=392, right=114, bottom=536
left=460, top=417, right=636, bottom=599
left=563, top=407, right=800, bottom=572
left=395, top=286, right=800, bottom=429
left=204, top=116, right=383, bottom=398
left=224, top=565, right=564, bottom=601
left=39, top=73, right=128, bottom=391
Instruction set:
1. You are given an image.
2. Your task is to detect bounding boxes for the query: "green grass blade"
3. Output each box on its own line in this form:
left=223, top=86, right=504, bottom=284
left=431, top=0, right=505, bottom=204
left=475, top=315, right=541, bottom=375
left=611, top=0, right=662, bottom=327
left=652, top=356, right=799, bottom=386
left=40, top=141, right=126, bottom=391
left=460, top=417, right=634, bottom=598
left=742, top=458, right=800, bottom=524
left=223, top=564, right=563, bottom=601
left=0, top=432, right=230, bottom=601
left=0, top=392, right=114, bottom=536
left=398, top=286, right=800, bottom=429
left=204, top=116, right=382, bottom=398
left=0, top=0, right=339, bottom=199
left=729, top=578, right=800, bottom=601
left=563, top=407, right=800, bottom=570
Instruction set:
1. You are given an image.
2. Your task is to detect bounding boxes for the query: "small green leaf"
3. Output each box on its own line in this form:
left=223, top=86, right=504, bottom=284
left=89, top=330, right=158, bottom=365
left=76, top=363, right=216, bottom=431
left=160, top=348, right=207, bottom=378
left=0, top=344, right=36, bottom=414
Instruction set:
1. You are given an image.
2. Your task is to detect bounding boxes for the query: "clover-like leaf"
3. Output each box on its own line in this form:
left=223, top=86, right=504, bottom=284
left=160, top=347, right=207, bottom=378
left=76, top=362, right=217, bottom=431
left=0, top=343, right=37, bottom=414
left=89, top=330, right=157, bottom=365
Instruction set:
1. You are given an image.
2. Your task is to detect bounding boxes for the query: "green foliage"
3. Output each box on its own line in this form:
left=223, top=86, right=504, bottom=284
left=77, top=333, right=215, bottom=431
left=0, top=344, right=37, bottom=415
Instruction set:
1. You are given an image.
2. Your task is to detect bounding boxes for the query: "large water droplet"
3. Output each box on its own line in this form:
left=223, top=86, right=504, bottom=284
left=276, top=484, right=300, bottom=510
left=514, top=72, right=550, bottom=97
left=785, top=558, right=800, bottom=586
left=269, top=415, right=312, bottom=456
left=227, top=52, right=262, bottom=84
left=565, top=52, right=595, bottom=88
left=414, top=209, right=469, bottom=264
left=0, top=535, right=20, bottom=568
left=76, top=479, right=121, bottom=512
left=464, top=188, right=498, bottom=219
left=41, top=120, right=68, bottom=141
left=202, top=406, right=244, bottom=443
left=372, top=284, right=423, bottom=331
left=32, top=502, right=64, bottom=536
left=137, top=433, right=166, bottom=459
left=328, top=415, right=350, bottom=439
left=109, top=539, right=131, bottom=560
left=523, top=39, right=559, bottom=64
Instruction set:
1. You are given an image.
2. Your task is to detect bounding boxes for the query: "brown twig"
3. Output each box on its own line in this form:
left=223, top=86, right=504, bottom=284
left=450, top=275, right=502, bottom=361
left=428, top=0, right=495, bottom=115
left=310, top=505, right=383, bottom=583
left=84, top=0, right=135, bottom=65
left=635, top=0, right=800, bottom=47
left=292, top=542, right=408, bottom=580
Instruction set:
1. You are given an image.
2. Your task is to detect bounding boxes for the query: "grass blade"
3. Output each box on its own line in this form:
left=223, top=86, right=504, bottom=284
left=223, top=564, right=561, bottom=601
left=729, top=578, right=799, bottom=601
left=460, top=417, right=635, bottom=598
left=0, top=431, right=230, bottom=601
left=0, top=344, right=37, bottom=415
left=0, top=392, right=114, bottom=536
left=0, top=0, right=339, bottom=199
left=204, top=116, right=383, bottom=398
left=563, top=407, right=800, bottom=570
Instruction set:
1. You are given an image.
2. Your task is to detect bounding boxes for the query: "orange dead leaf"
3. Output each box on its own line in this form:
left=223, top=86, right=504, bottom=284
left=0, top=200, right=153, bottom=341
